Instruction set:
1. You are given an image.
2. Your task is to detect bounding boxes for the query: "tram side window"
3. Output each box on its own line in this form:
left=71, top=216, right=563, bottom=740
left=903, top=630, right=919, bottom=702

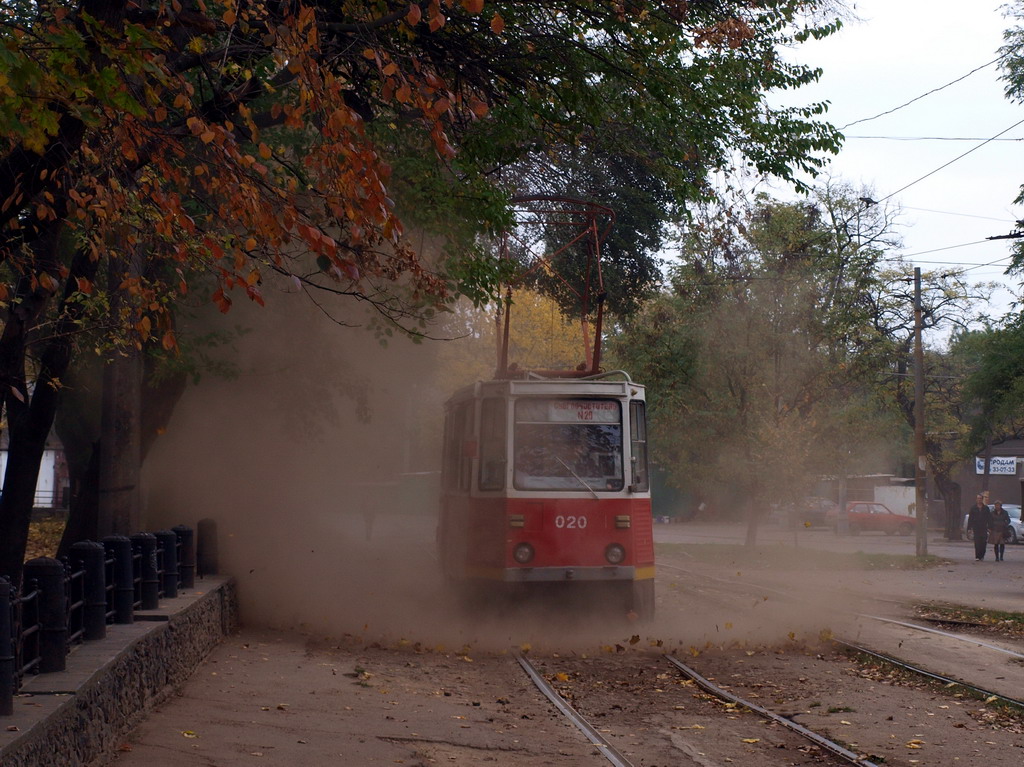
left=442, top=413, right=454, bottom=490
left=478, top=399, right=506, bottom=491
left=629, top=401, right=649, bottom=492
left=444, top=402, right=475, bottom=492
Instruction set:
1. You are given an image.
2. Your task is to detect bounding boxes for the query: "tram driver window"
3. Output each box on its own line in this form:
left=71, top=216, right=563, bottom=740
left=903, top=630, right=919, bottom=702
left=513, top=398, right=623, bottom=492
left=629, top=401, right=649, bottom=492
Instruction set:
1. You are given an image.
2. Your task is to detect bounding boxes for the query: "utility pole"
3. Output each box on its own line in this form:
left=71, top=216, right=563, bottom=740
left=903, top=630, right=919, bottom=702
left=914, top=268, right=928, bottom=557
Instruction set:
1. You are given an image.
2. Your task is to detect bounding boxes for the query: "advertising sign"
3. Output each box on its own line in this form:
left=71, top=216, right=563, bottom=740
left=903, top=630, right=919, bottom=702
left=975, top=456, right=1017, bottom=475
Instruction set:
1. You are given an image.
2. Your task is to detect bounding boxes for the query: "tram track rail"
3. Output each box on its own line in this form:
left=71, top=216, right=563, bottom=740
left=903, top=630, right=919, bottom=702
left=514, top=653, right=633, bottom=767
left=656, top=559, right=1024, bottom=720
left=515, top=651, right=878, bottom=767
left=660, top=558, right=1024, bottom=663
left=662, top=654, right=882, bottom=767
left=834, top=639, right=1024, bottom=711
left=854, top=613, right=1024, bottom=659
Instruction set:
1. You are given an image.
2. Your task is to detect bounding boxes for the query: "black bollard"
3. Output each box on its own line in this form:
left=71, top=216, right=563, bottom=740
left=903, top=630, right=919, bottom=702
left=0, top=577, right=14, bottom=716
left=172, top=525, right=196, bottom=589
left=70, top=541, right=107, bottom=641
left=130, top=533, right=160, bottom=610
left=196, top=518, right=218, bottom=577
left=102, top=536, right=135, bottom=624
left=154, top=530, right=178, bottom=600
left=23, top=557, right=67, bottom=673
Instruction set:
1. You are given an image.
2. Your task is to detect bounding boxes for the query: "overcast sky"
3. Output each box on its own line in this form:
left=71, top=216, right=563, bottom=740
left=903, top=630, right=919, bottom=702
left=775, top=0, right=1024, bottom=319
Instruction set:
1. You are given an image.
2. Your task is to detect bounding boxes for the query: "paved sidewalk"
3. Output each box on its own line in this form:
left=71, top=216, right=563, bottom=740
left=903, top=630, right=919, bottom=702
left=106, top=630, right=594, bottom=767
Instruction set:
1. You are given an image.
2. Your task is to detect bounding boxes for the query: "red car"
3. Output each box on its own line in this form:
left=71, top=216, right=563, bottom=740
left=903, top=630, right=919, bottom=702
left=827, top=501, right=917, bottom=536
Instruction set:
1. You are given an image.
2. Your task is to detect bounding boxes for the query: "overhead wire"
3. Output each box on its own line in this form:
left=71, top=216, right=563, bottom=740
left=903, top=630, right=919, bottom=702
left=840, top=54, right=1007, bottom=130
left=846, top=135, right=1024, bottom=142
left=900, top=206, right=1017, bottom=223
left=875, top=117, right=1024, bottom=204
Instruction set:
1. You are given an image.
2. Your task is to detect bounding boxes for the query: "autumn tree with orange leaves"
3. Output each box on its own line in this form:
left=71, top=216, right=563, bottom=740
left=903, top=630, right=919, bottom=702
left=0, top=0, right=844, bottom=580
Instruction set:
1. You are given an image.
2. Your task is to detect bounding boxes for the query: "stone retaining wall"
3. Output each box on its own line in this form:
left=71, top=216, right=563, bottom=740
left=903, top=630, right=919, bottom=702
left=0, top=575, right=237, bottom=767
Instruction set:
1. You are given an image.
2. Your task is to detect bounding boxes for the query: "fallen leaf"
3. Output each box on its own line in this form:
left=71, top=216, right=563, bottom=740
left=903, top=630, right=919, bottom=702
left=181, top=731, right=198, bottom=739
left=741, top=738, right=760, bottom=744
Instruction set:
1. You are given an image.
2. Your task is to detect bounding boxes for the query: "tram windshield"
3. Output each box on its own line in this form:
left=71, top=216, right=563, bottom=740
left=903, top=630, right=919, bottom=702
left=513, top=398, right=623, bottom=491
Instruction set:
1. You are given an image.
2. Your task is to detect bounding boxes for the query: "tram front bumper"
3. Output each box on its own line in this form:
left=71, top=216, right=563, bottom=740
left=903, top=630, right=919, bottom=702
left=503, top=566, right=636, bottom=582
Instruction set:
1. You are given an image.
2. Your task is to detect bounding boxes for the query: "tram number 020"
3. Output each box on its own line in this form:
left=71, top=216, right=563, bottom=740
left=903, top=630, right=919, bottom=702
left=554, top=514, right=588, bottom=530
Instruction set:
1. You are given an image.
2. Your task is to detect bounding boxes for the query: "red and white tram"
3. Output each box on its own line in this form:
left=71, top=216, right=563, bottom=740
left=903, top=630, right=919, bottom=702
left=438, top=371, right=654, bottom=619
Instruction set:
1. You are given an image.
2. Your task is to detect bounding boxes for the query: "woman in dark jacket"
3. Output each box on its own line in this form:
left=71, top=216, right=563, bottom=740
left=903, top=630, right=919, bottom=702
left=990, top=501, right=1012, bottom=562
left=967, top=495, right=990, bottom=560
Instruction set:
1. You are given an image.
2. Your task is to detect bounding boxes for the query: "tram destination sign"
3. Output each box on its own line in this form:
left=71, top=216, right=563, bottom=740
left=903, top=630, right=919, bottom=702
left=518, top=398, right=620, bottom=423
left=549, top=399, right=618, bottom=423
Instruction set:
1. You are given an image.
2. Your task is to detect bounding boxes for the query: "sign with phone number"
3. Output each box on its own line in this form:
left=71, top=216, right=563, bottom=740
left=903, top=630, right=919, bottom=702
left=975, top=456, right=1017, bottom=475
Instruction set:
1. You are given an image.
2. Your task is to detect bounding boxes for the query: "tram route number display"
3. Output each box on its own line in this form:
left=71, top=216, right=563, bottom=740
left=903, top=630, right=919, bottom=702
left=554, top=514, right=588, bottom=529
left=546, top=400, right=619, bottom=423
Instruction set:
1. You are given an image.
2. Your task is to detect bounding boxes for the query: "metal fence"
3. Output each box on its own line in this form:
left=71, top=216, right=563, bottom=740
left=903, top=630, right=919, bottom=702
left=0, top=525, right=197, bottom=716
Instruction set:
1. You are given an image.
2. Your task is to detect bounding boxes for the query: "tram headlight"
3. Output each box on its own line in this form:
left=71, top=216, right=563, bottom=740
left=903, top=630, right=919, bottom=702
left=605, top=543, right=626, bottom=565
left=513, top=543, right=535, bottom=564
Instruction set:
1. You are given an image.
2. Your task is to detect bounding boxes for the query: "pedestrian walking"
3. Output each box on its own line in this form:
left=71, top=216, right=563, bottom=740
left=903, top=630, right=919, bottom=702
left=967, top=495, right=990, bottom=561
left=990, top=500, right=1012, bottom=562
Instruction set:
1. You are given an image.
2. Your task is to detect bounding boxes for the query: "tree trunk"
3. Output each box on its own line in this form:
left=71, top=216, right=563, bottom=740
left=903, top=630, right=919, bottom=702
left=97, top=352, right=142, bottom=536
left=744, top=488, right=761, bottom=547
left=57, top=442, right=101, bottom=558
left=0, top=250, right=101, bottom=583
left=935, top=474, right=962, bottom=541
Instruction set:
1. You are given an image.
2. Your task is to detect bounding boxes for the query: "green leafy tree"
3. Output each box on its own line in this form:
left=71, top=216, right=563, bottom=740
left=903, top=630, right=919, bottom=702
left=608, top=184, right=906, bottom=544
left=0, top=0, right=846, bottom=581
left=1002, top=0, right=1024, bottom=267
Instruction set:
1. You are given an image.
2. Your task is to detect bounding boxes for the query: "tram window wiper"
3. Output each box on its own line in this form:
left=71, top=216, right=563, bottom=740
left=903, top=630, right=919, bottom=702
left=555, top=457, right=599, bottom=499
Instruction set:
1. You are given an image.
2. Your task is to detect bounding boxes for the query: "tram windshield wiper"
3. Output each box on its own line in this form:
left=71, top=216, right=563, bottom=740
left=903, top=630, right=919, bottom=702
left=556, top=457, right=599, bottom=499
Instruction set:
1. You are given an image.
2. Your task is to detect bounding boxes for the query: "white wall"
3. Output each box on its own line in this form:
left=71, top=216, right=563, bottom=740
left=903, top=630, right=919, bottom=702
left=0, top=448, right=59, bottom=506
left=874, top=485, right=916, bottom=516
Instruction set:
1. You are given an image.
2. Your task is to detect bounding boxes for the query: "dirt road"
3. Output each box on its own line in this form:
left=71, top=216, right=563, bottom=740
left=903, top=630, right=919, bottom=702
left=106, top=523, right=1024, bottom=766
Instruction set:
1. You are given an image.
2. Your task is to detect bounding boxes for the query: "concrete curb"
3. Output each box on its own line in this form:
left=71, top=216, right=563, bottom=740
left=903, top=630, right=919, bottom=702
left=0, top=575, right=238, bottom=767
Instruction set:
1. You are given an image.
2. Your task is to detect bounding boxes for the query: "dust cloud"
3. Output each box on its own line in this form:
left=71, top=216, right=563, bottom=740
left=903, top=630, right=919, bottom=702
left=138, top=278, right=635, bottom=650
left=140, top=276, right=464, bottom=642
left=139, top=276, right=858, bottom=655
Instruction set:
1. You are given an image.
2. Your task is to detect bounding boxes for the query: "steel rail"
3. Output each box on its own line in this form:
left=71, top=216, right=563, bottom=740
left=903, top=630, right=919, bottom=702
left=514, top=653, right=634, bottom=767
left=662, top=562, right=1024, bottom=659
left=854, top=614, right=1024, bottom=659
left=663, top=655, right=881, bottom=767
left=834, top=639, right=1024, bottom=710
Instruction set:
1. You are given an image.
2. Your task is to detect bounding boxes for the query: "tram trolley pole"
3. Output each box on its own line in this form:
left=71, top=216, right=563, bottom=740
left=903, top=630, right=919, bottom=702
left=130, top=533, right=160, bottom=610
left=154, top=530, right=179, bottom=600
left=23, top=558, right=67, bottom=673
left=103, top=536, right=135, bottom=624
left=0, top=577, right=13, bottom=716
left=172, top=525, right=196, bottom=589
left=70, top=541, right=107, bottom=641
